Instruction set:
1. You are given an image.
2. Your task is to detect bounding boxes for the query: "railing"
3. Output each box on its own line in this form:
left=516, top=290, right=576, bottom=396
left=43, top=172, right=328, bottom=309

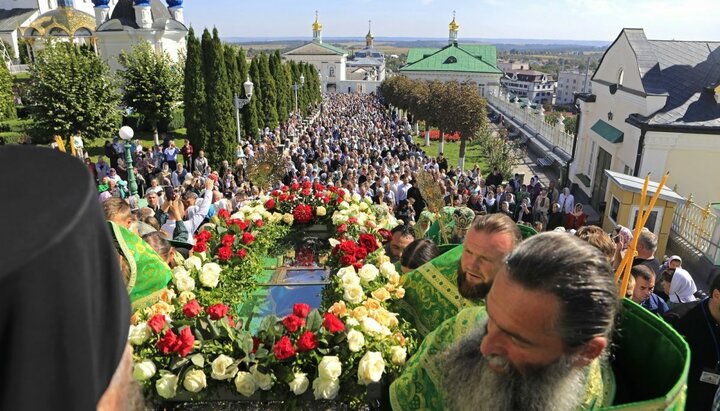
left=671, top=195, right=720, bottom=265
left=486, top=93, right=574, bottom=157
left=9, top=64, right=29, bottom=74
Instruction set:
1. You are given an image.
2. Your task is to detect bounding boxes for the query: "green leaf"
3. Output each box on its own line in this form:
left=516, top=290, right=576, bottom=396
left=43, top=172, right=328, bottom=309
left=306, top=310, right=322, bottom=332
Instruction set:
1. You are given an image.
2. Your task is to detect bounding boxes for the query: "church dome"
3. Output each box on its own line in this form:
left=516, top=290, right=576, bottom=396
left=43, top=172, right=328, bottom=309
left=166, top=0, right=183, bottom=6
left=92, top=0, right=110, bottom=6
left=103, top=0, right=172, bottom=29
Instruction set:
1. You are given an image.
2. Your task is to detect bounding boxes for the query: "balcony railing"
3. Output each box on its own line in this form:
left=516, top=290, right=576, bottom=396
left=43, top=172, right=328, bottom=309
left=671, top=195, right=720, bottom=265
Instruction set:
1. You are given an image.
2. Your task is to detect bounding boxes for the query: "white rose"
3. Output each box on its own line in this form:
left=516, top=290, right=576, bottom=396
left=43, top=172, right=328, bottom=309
left=234, top=371, right=257, bottom=397
left=362, top=316, right=385, bottom=336
left=177, top=291, right=196, bottom=305
left=282, top=213, right=294, bottom=225
left=386, top=271, right=401, bottom=286
left=357, top=351, right=386, bottom=385
left=380, top=261, right=397, bottom=278
left=174, top=274, right=195, bottom=293
left=155, top=372, right=179, bottom=399
left=356, top=214, right=367, bottom=226
left=211, top=354, right=238, bottom=380
left=341, top=271, right=361, bottom=289
left=358, top=264, right=379, bottom=284
left=128, top=322, right=152, bottom=345
left=316, top=206, right=327, bottom=217
left=339, top=201, right=350, bottom=210
left=183, top=369, right=207, bottom=393
left=359, top=201, right=368, bottom=211
left=318, top=356, right=342, bottom=380
left=343, top=284, right=365, bottom=304
left=271, top=212, right=283, bottom=223
left=199, top=263, right=221, bottom=288
left=250, top=212, right=262, bottom=222
left=312, top=377, right=340, bottom=400
left=347, top=329, right=366, bottom=352
left=288, top=372, right=310, bottom=395
left=184, top=256, right=202, bottom=271
left=172, top=266, right=189, bottom=278
left=132, top=360, right=156, bottom=381
left=329, top=238, right=341, bottom=247
left=345, top=317, right=360, bottom=327
left=365, top=196, right=373, bottom=205
left=352, top=193, right=361, bottom=202
left=390, top=346, right=407, bottom=365
left=336, top=265, right=356, bottom=279
left=190, top=353, right=205, bottom=367
left=250, top=364, right=273, bottom=391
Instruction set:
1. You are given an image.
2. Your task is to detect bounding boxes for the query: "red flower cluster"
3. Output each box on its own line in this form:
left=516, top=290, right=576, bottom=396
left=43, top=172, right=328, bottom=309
left=182, top=300, right=202, bottom=318
left=297, top=330, right=318, bottom=352
left=293, top=303, right=311, bottom=318
left=148, top=314, right=167, bottom=334
left=293, top=203, right=314, bottom=225
left=358, top=233, right=380, bottom=253
left=273, top=335, right=296, bottom=360
left=156, top=327, right=195, bottom=357
left=323, top=313, right=345, bottom=333
left=193, top=230, right=213, bottom=253
left=282, top=314, right=305, bottom=333
left=207, top=303, right=230, bottom=320
left=332, top=239, right=369, bottom=269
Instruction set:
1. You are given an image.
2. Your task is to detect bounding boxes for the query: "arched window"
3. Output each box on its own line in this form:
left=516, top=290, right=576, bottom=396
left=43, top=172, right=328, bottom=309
left=444, top=56, right=457, bottom=64
left=329, top=66, right=335, bottom=77
left=48, top=28, right=69, bottom=37
left=74, top=28, right=93, bottom=37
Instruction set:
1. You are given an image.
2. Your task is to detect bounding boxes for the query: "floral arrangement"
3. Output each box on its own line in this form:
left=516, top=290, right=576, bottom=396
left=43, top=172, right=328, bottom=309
left=263, top=181, right=342, bottom=225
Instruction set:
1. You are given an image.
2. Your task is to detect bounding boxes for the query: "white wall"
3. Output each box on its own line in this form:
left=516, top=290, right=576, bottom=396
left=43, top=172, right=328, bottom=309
left=402, top=71, right=501, bottom=98
left=283, top=53, right=346, bottom=93
left=95, top=29, right=186, bottom=72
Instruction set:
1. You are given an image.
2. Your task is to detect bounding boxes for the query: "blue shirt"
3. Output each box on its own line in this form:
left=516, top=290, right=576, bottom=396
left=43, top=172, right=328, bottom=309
left=641, top=293, right=669, bottom=315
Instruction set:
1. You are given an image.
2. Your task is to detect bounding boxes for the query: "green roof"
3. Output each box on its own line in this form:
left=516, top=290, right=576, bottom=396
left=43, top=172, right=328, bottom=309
left=591, top=119, right=624, bottom=143
left=400, top=44, right=502, bottom=74
left=311, top=40, right=348, bottom=56
left=283, top=40, right=348, bottom=56
left=406, top=48, right=440, bottom=65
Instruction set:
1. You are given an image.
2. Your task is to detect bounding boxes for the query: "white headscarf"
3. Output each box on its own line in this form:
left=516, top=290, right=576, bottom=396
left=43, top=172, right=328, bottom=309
left=669, top=267, right=698, bottom=303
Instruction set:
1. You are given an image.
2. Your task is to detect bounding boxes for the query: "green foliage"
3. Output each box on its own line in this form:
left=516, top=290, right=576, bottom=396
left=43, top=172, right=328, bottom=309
left=0, top=60, right=16, bottom=121
left=247, top=56, right=263, bottom=138
left=202, top=28, right=237, bottom=167
left=269, top=50, right=290, bottom=121
left=257, top=53, right=279, bottom=129
left=118, top=41, right=183, bottom=136
left=544, top=111, right=562, bottom=126
left=27, top=41, right=121, bottom=144
left=237, top=48, right=259, bottom=140
left=563, top=115, right=578, bottom=135
left=476, top=127, right=524, bottom=180
left=184, top=27, right=208, bottom=152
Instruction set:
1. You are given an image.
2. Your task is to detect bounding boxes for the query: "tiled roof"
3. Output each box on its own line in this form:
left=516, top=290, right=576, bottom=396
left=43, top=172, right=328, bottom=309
left=0, top=9, right=36, bottom=32
left=406, top=48, right=439, bottom=65
left=400, top=43, right=501, bottom=74
left=622, top=28, right=720, bottom=128
left=284, top=40, right=348, bottom=56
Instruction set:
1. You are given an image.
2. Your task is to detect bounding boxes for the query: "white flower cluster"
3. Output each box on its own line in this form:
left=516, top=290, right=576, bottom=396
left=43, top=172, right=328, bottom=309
left=171, top=255, right=223, bottom=292
left=312, top=356, right=342, bottom=399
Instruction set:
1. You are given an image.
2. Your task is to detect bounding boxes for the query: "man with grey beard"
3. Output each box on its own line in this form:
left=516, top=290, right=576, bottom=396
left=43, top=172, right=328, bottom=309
left=390, top=232, right=619, bottom=410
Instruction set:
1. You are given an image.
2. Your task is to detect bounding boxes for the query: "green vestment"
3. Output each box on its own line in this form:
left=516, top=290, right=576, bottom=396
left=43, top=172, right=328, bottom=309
left=389, top=306, right=615, bottom=411
left=396, top=245, right=480, bottom=339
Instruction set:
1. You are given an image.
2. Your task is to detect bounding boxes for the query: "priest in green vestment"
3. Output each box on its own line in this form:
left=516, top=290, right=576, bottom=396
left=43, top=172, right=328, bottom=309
left=391, top=232, right=620, bottom=411
left=396, top=213, right=521, bottom=338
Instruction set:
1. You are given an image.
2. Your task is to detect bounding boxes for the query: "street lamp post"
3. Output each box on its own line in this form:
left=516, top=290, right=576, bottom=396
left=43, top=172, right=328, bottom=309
left=119, top=125, right=137, bottom=197
left=292, top=74, right=305, bottom=116
left=233, top=76, right=254, bottom=143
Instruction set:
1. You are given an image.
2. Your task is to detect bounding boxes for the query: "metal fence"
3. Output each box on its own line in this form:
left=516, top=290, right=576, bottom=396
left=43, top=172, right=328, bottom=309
left=486, top=93, right=574, bottom=156
left=671, top=195, right=720, bottom=265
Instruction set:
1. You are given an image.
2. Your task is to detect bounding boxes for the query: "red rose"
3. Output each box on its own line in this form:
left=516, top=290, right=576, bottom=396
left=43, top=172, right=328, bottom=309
left=347, top=217, right=357, bottom=225
left=290, top=182, right=300, bottom=191
left=237, top=248, right=248, bottom=259
left=340, top=254, right=357, bottom=266
left=289, top=194, right=296, bottom=201
left=335, top=197, right=344, bottom=205
left=315, top=183, right=325, bottom=191
left=156, top=329, right=178, bottom=354
left=227, top=315, right=236, bottom=327
left=217, top=208, right=230, bottom=219
left=315, top=191, right=325, bottom=199
left=281, top=185, right=289, bottom=192
left=229, top=219, right=247, bottom=231
left=338, top=189, right=347, bottom=198
left=303, top=181, right=312, bottom=189
left=378, top=228, right=392, bottom=243
left=252, top=336, right=262, bottom=354
left=182, top=300, right=202, bottom=319
left=296, top=331, right=318, bottom=352
left=302, top=188, right=311, bottom=197
left=323, top=313, right=345, bottom=333
left=338, top=240, right=356, bottom=255
left=273, top=336, right=296, bottom=360
left=255, top=219, right=264, bottom=228
left=328, top=185, right=336, bottom=193
left=242, top=232, right=255, bottom=245
left=337, top=224, right=347, bottom=235
left=265, top=198, right=276, bottom=210
left=293, top=203, right=314, bottom=225
left=293, top=303, right=311, bottom=318
left=221, top=233, right=235, bottom=246
left=175, top=327, right=195, bottom=357
left=195, top=230, right=212, bottom=242
left=279, top=193, right=288, bottom=202
left=353, top=261, right=364, bottom=271
left=282, top=314, right=305, bottom=333
left=271, top=190, right=281, bottom=197
left=193, top=241, right=207, bottom=253
left=217, top=245, right=233, bottom=261
left=358, top=233, right=379, bottom=252
left=207, top=303, right=230, bottom=320
left=354, top=246, right=368, bottom=260
left=323, top=196, right=331, bottom=204
left=148, top=314, right=167, bottom=334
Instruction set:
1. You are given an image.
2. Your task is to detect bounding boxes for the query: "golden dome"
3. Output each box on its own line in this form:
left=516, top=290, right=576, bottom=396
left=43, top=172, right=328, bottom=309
left=312, top=11, right=322, bottom=31
left=448, top=11, right=459, bottom=32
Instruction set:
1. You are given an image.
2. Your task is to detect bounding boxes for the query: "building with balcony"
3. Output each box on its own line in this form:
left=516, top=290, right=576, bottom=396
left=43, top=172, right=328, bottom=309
left=500, top=69, right=556, bottom=105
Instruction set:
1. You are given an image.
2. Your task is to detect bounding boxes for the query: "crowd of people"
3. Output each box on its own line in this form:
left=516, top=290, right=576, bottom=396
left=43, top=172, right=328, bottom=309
left=8, top=92, right=717, bottom=410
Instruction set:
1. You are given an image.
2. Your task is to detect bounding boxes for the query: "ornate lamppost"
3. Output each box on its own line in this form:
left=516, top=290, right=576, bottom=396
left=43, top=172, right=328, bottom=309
left=233, top=76, right=254, bottom=143
left=293, top=74, right=305, bottom=116
left=118, top=125, right=138, bottom=197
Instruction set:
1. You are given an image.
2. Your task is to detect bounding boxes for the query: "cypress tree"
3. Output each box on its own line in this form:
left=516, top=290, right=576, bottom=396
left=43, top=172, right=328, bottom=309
left=269, top=50, right=289, bottom=122
left=224, top=45, right=241, bottom=96
left=237, top=48, right=258, bottom=140
left=0, top=58, right=16, bottom=121
left=258, top=53, right=279, bottom=129
left=247, top=56, right=262, bottom=139
left=202, top=28, right=236, bottom=167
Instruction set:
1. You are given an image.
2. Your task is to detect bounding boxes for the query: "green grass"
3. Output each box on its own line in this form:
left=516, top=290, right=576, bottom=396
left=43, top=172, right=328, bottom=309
left=84, top=129, right=188, bottom=158
left=413, top=135, right=489, bottom=173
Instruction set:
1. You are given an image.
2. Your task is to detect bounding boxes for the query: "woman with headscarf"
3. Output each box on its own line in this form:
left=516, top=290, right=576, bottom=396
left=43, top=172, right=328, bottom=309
left=661, top=267, right=698, bottom=306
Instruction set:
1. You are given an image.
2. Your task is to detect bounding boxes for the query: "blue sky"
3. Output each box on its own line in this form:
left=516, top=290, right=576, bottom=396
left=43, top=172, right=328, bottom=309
left=182, top=0, right=717, bottom=42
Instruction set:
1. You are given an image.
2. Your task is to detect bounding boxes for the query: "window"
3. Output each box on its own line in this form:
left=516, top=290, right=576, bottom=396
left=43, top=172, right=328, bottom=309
left=444, top=56, right=457, bottom=64
left=48, top=28, right=69, bottom=37
left=609, top=196, right=620, bottom=224
left=630, top=207, right=663, bottom=234
left=329, top=66, right=335, bottom=77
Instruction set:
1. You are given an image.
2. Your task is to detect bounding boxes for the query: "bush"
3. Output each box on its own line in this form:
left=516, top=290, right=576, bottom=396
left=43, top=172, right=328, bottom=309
left=15, top=105, right=31, bottom=118
left=0, top=131, right=27, bottom=144
left=160, top=107, right=184, bottom=132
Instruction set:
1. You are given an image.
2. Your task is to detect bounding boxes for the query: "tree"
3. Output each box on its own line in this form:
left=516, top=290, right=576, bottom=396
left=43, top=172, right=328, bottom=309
left=28, top=41, right=121, bottom=144
left=0, top=58, right=16, bottom=121
left=201, top=28, right=236, bottom=167
left=247, top=55, right=263, bottom=137
left=237, top=48, right=258, bottom=140
left=184, top=27, right=208, bottom=152
left=439, top=81, right=487, bottom=171
left=257, top=53, right=279, bottom=129
left=118, top=41, right=183, bottom=145
left=269, top=50, right=290, bottom=121
left=564, top=115, right=578, bottom=135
